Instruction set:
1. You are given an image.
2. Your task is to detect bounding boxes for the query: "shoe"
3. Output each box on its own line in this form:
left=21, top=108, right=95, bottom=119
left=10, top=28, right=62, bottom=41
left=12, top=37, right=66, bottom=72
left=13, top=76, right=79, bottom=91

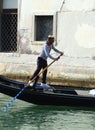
left=89, top=89, right=95, bottom=96
left=27, top=81, right=34, bottom=87
left=26, top=81, right=37, bottom=91
left=40, top=83, right=50, bottom=88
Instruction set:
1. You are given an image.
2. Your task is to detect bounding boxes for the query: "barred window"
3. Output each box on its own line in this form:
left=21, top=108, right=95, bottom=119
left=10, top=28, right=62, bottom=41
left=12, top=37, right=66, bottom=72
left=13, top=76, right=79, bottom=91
left=35, top=16, right=53, bottom=41
left=1, top=12, right=17, bottom=52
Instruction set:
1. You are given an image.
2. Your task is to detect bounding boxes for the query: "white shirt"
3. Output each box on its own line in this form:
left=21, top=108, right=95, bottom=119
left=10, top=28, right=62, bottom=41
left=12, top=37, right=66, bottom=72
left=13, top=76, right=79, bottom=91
left=39, top=43, right=61, bottom=60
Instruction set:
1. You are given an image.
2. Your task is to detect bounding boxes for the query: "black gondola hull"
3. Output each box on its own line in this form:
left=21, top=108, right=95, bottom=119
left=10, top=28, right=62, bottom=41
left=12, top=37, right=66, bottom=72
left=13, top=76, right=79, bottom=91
left=0, top=75, right=95, bottom=107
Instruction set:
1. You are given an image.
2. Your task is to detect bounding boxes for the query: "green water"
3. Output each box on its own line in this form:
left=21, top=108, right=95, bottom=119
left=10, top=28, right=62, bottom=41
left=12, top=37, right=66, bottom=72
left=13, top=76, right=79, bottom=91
left=0, top=93, right=95, bottom=130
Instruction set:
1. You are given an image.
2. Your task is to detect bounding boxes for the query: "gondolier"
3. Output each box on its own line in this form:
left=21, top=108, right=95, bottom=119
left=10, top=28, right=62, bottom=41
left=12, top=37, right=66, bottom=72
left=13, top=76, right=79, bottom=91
left=28, top=35, right=64, bottom=88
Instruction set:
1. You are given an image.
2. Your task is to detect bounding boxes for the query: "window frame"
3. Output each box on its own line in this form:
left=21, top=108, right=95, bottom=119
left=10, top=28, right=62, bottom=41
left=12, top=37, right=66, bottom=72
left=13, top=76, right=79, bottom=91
left=31, top=12, right=57, bottom=45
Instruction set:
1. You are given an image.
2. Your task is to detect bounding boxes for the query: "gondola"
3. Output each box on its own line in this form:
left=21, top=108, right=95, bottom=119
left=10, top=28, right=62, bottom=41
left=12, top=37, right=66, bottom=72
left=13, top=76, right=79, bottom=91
left=0, top=75, right=95, bottom=107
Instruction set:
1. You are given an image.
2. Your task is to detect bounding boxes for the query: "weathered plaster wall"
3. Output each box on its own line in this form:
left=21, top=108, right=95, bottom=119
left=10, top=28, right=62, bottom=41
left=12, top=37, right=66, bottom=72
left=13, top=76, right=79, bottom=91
left=19, top=0, right=95, bottom=58
left=57, top=0, right=95, bottom=57
left=63, top=0, right=95, bottom=11
left=57, top=11, right=95, bottom=57
left=19, top=0, right=65, bottom=54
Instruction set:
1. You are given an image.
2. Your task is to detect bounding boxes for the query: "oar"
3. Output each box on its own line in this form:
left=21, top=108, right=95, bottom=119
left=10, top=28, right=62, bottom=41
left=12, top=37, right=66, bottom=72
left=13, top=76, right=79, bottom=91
left=2, top=54, right=62, bottom=111
left=2, top=87, right=25, bottom=111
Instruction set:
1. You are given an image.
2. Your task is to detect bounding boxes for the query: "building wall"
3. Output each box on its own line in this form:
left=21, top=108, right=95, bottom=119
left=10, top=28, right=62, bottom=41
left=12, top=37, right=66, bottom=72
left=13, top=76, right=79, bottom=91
left=57, top=11, right=95, bottom=57
left=19, top=0, right=95, bottom=58
left=57, top=0, right=95, bottom=57
left=19, top=0, right=65, bottom=54
left=0, top=0, right=3, bottom=51
left=3, top=0, right=17, bottom=9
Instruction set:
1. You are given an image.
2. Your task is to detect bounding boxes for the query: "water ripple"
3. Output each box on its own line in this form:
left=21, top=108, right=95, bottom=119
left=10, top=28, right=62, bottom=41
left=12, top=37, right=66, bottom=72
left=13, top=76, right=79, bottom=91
left=0, top=94, right=95, bottom=130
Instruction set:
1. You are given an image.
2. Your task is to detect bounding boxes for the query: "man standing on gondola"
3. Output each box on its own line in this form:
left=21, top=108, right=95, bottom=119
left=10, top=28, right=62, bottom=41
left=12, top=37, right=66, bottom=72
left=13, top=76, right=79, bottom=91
left=27, top=35, right=64, bottom=89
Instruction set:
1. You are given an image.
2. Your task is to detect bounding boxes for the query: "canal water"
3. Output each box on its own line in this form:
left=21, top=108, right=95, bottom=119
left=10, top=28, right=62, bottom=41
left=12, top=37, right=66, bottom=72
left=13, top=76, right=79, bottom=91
left=0, top=93, right=95, bottom=130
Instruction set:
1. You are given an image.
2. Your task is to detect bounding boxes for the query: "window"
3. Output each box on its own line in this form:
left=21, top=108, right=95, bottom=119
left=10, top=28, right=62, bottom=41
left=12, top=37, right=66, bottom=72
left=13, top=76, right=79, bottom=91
left=0, top=9, right=17, bottom=52
left=35, top=15, right=53, bottom=41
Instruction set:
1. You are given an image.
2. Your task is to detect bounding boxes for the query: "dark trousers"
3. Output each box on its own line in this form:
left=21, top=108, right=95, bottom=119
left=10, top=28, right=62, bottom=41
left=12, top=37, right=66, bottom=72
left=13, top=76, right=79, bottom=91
left=30, top=57, right=47, bottom=85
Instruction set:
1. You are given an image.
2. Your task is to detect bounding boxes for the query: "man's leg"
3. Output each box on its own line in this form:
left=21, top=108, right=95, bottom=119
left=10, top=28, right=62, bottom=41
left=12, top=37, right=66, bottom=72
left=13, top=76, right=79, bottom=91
left=29, top=57, right=42, bottom=86
left=42, top=60, right=47, bottom=84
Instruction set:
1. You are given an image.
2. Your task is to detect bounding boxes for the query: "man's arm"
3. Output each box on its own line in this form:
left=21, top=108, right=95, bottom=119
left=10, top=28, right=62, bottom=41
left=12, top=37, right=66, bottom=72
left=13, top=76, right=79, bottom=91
left=52, top=45, right=64, bottom=55
left=44, top=45, right=55, bottom=60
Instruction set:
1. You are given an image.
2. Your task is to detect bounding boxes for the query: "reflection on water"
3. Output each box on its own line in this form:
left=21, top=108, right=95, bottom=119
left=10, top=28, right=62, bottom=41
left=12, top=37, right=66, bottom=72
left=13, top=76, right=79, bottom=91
left=0, top=93, right=95, bottom=130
